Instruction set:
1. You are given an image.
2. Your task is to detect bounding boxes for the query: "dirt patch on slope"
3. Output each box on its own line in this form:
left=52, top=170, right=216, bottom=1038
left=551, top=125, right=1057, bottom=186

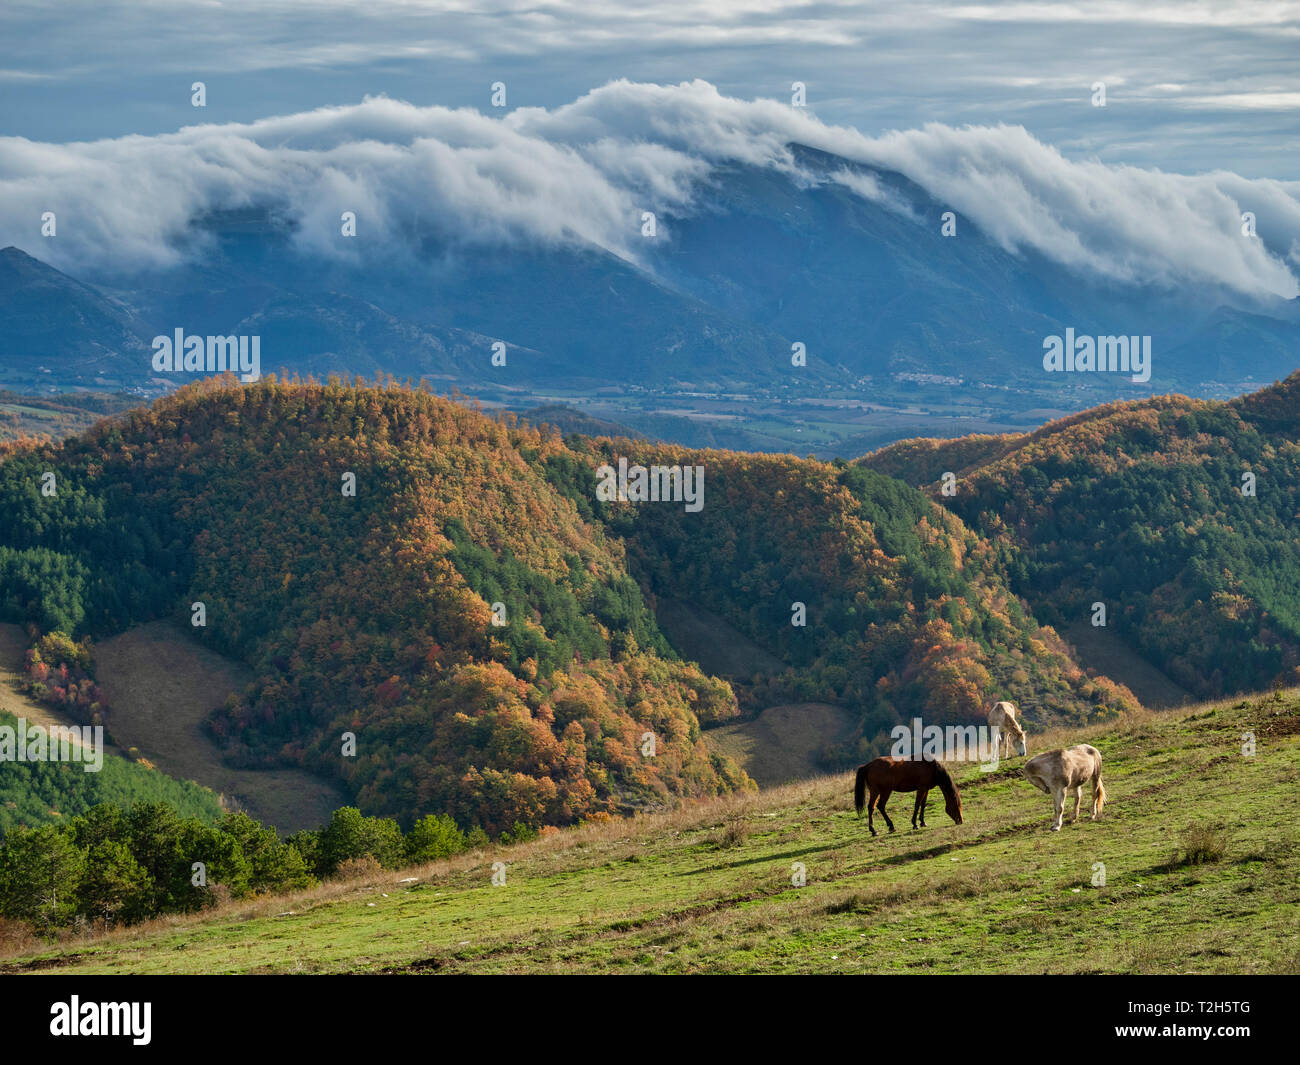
left=94, top=621, right=344, bottom=833
left=1063, top=621, right=1192, bottom=710
left=654, top=598, right=784, bottom=681
left=704, top=702, right=857, bottom=787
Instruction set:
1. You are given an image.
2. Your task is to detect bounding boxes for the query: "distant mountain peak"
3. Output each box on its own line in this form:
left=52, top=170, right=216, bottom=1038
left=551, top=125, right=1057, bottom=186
left=0, top=245, right=52, bottom=271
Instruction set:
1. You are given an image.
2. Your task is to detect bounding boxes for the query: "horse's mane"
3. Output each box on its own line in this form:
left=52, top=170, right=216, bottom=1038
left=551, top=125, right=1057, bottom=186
left=932, top=761, right=958, bottom=802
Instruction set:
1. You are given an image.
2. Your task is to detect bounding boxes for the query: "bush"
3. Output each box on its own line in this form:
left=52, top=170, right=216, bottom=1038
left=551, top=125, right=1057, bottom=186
left=318, top=807, right=406, bottom=873
left=715, top=811, right=749, bottom=849
left=331, top=855, right=382, bottom=882
left=1179, top=823, right=1229, bottom=865
left=406, top=814, right=466, bottom=863
left=498, top=820, right=538, bottom=846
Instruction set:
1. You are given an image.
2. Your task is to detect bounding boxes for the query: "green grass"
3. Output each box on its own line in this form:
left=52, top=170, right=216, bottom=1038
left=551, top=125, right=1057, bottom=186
left=4, top=691, right=1297, bottom=974
left=0, top=404, right=58, bottom=418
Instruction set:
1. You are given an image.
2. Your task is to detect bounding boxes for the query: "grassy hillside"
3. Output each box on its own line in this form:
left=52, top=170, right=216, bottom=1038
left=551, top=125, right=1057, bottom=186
left=5, top=688, right=1295, bottom=974
left=859, top=373, right=1300, bottom=699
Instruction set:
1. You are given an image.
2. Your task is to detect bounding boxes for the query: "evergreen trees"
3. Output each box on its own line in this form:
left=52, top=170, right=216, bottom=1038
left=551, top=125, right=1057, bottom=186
left=0, top=709, right=224, bottom=834
left=0, top=801, right=469, bottom=933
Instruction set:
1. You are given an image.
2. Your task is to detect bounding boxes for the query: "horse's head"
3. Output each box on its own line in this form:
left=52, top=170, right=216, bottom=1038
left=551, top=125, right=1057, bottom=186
left=1017, top=735, right=1028, bottom=758
left=945, top=789, right=964, bottom=826
left=936, top=764, right=963, bottom=825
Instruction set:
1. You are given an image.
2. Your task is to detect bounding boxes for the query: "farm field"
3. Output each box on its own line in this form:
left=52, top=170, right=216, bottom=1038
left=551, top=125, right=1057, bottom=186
left=0, top=390, right=141, bottom=442
left=5, top=688, right=1296, bottom=975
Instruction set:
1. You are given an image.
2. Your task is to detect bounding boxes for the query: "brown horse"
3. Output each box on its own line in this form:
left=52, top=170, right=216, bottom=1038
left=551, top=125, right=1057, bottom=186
left=854, top=757, right=963, bottom=836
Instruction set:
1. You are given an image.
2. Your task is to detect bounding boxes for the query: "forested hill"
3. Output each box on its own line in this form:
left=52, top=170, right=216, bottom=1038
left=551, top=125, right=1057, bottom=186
left=858, top=373, right=1300, bottom=698
left=0, top=376, right=1133, bottom=834
left=0, top=378, right=748, bottom=834
left=555, top=439, right=1134, bottom=752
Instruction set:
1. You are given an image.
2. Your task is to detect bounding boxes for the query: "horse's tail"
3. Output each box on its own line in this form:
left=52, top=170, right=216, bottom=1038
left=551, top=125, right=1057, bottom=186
left=1092, top=752, right=1106, bottom=817
left=854, top=764, right=870, bottom=815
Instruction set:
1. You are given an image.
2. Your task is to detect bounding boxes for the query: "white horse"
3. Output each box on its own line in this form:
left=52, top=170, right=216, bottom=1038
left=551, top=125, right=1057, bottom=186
left=987, top=701, right=1027, bottom=758
left=1022, top=744, right=1106, bottom=831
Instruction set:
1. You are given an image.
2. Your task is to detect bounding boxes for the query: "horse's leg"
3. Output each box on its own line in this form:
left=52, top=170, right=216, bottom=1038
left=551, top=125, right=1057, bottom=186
left=878, top=791, right=895, bottom=833
left=1070, top=786, right=1082, bottom=824
left=867, top=788, right=877, bottom=837
left=1050, top=787, right=1065, bottom=831
left=913, top=788, right=929, bottom=828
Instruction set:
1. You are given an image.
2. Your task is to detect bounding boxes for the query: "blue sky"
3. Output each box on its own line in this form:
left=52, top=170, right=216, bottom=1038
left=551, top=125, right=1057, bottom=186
left=2, top=0, right=1298, bottom=177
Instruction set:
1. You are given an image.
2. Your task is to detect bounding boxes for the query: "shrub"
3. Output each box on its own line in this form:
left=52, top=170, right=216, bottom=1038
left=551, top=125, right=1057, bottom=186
left=331, top=855, right=382, bottom=882
left=406, top=814, right=466, bottom=863
left=715, top=811, right=749, bottom=849
left=498, top=820, right=538, bottom=846
left=1179, top=823, right=1229, bottom=865
left=319, top=807, right=406, bottom=873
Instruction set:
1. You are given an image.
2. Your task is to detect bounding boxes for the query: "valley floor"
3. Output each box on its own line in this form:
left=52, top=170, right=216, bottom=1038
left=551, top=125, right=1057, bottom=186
left=4, top=691, right=1297, bottom=974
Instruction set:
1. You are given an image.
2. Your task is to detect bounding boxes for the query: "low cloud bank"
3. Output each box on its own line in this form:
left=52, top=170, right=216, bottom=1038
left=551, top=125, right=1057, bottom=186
left=2, top=80, right=1297, bottom=298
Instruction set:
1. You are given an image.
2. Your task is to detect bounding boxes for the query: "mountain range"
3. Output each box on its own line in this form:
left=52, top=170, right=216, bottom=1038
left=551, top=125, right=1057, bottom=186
left=3, top=141, right=1297, bottom=418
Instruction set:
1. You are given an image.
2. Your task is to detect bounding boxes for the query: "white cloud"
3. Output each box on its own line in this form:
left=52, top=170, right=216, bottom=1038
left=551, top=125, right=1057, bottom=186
left=2, top=79, right=1298, bottom=298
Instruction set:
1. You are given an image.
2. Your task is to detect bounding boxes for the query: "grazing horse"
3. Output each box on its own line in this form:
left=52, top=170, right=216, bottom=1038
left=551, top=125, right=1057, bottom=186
left=1022, top=744, right=1106, bottom=831
left=987, top=701, right=1027, bottom=758
left=854, top=757, right=963, bottom=837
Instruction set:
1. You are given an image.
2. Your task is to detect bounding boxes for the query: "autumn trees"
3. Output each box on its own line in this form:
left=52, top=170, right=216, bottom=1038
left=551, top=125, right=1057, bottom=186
left=0, top=378, right=749, bottom=836
left=863, top=373, right=1300, bottom=698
